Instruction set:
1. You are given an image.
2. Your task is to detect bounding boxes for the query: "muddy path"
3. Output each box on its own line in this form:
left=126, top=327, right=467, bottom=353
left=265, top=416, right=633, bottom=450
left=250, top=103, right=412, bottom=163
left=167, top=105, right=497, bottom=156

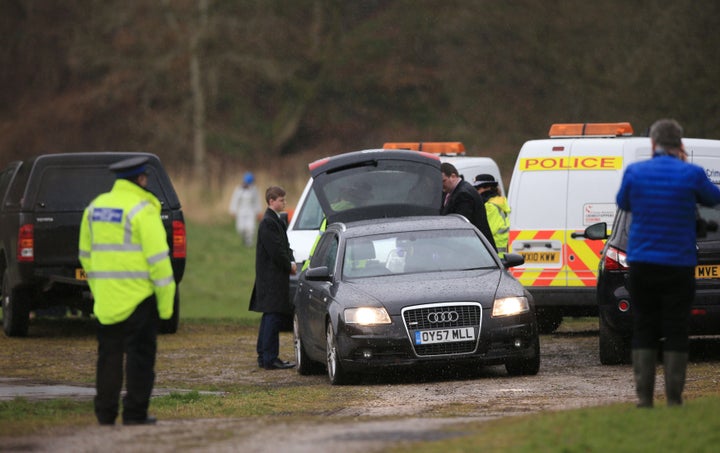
left=2, top=320, right=719, bottom=452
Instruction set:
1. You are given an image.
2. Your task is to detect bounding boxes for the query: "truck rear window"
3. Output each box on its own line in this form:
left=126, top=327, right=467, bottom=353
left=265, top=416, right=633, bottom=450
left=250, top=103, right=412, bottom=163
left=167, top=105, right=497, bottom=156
left=33, top=166, right=168, bottom=211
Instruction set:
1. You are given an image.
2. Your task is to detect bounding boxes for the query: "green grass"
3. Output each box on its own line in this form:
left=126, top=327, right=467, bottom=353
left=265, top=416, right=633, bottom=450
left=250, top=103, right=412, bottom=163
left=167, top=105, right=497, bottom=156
left=180, top=220, right=260, bottom=322
left=388, top=396, right=720, bottom=452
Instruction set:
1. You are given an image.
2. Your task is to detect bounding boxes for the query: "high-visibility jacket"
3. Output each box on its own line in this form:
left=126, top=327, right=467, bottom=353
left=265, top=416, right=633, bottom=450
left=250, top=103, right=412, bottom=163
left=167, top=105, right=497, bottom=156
left=79, top=179, right=176, bottom=325
left=485, top=195, right=511, bottom=256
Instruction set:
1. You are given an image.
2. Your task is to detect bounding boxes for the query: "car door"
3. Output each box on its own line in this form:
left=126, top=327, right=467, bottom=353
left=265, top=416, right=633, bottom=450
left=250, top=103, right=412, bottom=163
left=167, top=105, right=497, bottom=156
left=303, top=231, right=339, bottom=353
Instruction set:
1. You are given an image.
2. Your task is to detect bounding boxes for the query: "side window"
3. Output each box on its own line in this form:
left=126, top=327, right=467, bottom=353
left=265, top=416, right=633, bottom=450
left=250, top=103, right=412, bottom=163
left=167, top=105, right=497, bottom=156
left=0, top=166, right=17, bottom=206
left=295, top=188, right=324, bottom=230
left=310, top=233, right=338, bottom=273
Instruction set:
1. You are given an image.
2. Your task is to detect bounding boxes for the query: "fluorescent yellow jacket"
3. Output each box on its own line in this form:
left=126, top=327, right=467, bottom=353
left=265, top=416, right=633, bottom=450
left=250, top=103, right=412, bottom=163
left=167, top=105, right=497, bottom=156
left=485, top=195, right=511, bottom=256
left=79, top=179, right=176, bottom=325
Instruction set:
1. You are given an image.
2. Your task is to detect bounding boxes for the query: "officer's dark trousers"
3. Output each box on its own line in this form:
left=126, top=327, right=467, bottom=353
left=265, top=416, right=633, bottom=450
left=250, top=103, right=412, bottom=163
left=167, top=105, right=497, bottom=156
left=95, top=296, right=158, bottom=424
left=256, top=312, right=287, bottom=367
left=628, top=263, right=694, bottom=352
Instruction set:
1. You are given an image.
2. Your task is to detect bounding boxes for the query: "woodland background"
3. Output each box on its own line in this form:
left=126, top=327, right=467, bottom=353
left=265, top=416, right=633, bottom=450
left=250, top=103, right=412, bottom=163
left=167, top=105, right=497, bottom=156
left=2, top=0, right=720, bottom=220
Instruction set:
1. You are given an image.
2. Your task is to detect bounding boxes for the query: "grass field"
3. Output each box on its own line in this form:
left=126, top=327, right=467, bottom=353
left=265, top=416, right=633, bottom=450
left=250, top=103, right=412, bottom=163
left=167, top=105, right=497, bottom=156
left=180, top=219, right=261, bottom=322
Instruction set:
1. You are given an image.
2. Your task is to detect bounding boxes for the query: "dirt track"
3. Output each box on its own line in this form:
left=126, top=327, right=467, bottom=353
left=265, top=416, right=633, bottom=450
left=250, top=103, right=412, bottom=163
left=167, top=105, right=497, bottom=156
left=2, top=320, right=718, bottom=452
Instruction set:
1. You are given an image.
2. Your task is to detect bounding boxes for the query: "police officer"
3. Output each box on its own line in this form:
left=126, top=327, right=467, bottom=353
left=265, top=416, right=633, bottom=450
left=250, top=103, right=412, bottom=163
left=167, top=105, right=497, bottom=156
left=79, top=156, right=176, bottom=425
left=473, top=174, right=511, bottom=257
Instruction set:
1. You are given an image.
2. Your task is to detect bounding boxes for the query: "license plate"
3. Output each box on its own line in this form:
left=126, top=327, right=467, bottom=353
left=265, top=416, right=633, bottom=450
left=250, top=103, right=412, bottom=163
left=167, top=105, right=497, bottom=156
left=414, top=327, right=475, bottom=345
left=75, top=268, right=87, bottom=280
left=518, top=251, right=560, bottom=263
left=696, top=264, right=720, bottom=279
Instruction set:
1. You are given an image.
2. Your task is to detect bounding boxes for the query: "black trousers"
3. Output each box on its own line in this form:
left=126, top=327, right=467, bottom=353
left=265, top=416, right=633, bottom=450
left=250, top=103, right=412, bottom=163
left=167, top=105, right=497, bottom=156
left=94, top=296, right=158, bottom=424
left=256, top=312, right=289, bottom=367
left=628, top=262, right=694, bottom=352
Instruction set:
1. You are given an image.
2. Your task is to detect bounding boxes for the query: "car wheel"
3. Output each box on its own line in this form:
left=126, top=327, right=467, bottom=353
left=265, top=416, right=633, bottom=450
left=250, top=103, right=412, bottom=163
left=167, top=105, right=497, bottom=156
left=294, top=314, right=322, bottom=375
left=535, top=308, right=563, bottom=334
left=326, top=320, right=352, bottom=385
left=2, top=270, right=31, bottom=337
left=599, top=314, right=631, bottom=365
left=505, top=335, right=541, bottom=376
left=158, top=286, right=180, bottom=334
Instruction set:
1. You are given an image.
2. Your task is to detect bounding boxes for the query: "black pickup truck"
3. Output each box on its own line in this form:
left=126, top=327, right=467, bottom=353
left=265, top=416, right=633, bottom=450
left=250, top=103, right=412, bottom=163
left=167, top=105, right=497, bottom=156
left=0, top=152, right=186, bottom=337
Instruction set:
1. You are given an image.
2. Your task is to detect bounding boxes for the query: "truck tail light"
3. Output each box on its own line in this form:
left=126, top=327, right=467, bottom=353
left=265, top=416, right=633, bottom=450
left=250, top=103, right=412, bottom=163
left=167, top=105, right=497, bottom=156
left=604, top=246, right=628, bottom=270
left=172, top=220, right=186, bottom=259
left=17, top=224, right=34, bottom=262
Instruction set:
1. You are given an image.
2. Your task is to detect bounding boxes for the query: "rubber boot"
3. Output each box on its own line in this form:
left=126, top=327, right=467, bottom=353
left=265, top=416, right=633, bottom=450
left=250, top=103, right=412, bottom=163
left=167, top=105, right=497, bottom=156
left=632, top=349, right=656, bottom=408
left=663, top=351, right=688, bottom=407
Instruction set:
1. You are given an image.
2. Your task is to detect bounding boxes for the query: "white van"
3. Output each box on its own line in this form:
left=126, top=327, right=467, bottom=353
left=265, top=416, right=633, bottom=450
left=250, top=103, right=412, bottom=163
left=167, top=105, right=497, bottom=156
left=288, top=142, right=505, bottom=267
left=507, top=122, right=720, bottom=332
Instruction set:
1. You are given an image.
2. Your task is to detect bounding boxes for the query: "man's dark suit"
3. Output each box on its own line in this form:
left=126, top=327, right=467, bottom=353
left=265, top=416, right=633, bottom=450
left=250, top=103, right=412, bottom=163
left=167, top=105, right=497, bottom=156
left=441, top=179, right=498, bottom=251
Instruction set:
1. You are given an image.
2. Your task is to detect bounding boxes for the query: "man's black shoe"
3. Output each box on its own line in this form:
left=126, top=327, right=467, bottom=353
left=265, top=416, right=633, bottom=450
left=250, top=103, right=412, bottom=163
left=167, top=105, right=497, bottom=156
left=257, top=356, right=263, bottom=368
left=263, top=359, right=296, bottom=370
left=123, top=416, right=157, bottom=426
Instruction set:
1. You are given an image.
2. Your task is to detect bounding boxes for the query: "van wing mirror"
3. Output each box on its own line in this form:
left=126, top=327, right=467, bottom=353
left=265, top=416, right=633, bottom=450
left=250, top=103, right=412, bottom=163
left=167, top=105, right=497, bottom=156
left=571, top=222, right=609, bottom=240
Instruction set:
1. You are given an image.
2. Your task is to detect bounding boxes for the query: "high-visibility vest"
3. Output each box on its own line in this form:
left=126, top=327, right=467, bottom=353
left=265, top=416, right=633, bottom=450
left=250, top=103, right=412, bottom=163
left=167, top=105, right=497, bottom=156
left=79, top=179, right=175, bottom=325
left=485, top=195, right=511, bottom=256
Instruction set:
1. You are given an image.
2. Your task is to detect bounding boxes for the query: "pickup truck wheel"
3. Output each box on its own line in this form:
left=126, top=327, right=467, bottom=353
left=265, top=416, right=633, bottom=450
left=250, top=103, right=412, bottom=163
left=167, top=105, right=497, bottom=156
left=158, top=286, right=180, bottom=334
left=2, top=271, right=30, bottom=337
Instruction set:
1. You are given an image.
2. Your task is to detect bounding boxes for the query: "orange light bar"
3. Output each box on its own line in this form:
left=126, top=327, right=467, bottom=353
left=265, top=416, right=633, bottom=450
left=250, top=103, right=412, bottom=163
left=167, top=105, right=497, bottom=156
left=548, top=122, right=634, bottom=138
left=382, top=142, right=466, bottom=156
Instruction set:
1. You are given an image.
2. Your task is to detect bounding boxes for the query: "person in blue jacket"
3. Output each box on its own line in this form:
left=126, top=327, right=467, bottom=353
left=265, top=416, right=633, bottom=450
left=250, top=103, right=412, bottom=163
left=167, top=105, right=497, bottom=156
left=616, top=119, right=720, bottom=407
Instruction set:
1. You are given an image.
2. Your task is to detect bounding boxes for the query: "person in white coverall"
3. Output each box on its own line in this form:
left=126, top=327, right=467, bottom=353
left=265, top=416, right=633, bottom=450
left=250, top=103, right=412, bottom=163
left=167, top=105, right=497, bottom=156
left=229, top=171, right=262, bottom=246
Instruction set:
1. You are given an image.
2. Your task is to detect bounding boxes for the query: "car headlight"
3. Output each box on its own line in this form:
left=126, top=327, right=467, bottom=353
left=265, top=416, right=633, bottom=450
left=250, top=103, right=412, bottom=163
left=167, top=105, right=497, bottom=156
left=344, top=307, right=391, bottom=325
left=492, top=296, right=529, bottom=317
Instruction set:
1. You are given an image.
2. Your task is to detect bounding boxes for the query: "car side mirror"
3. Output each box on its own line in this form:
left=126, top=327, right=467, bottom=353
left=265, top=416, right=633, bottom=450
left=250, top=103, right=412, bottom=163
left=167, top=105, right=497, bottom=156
left=305, top=266, right=332, bottom=281
left=501, top=252, right=525, bottom=269
left=571, top=222, right=609, bottom=240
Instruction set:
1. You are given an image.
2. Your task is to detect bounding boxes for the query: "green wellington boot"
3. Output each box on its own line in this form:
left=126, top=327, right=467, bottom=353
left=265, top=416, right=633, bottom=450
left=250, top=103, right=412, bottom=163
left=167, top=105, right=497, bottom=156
left=663, top=351, right=688, bottom=407
left=632, top=349, right=657, bottom=408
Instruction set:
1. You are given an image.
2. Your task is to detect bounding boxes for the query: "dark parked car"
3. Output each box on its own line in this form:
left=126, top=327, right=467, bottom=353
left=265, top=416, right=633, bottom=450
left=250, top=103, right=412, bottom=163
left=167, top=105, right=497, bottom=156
left=580, top=207, right=720, bottom=364
left=0, top=152, right=186, bottom=337
left=291, top=149, right=538, bottom=384
left=293, top=215, right=539, bottom=384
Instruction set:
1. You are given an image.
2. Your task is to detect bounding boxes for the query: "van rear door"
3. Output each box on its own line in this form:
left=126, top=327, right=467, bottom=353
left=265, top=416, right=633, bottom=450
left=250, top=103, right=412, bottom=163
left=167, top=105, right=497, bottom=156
left=508, top=140, right=568, bottom=288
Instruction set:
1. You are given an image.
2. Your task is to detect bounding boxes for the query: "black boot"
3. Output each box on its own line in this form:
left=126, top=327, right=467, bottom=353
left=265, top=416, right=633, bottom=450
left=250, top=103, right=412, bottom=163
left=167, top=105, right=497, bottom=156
left=632, top=349, right=656, bottom=408
left=663, top=351, right=688, bottom=407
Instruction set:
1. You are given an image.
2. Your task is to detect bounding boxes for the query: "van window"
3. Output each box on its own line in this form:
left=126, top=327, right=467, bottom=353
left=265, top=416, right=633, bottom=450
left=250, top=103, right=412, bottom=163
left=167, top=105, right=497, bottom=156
left=294, top=188, right=325, bottom=230
left=511, top=170, right=568, bottom=229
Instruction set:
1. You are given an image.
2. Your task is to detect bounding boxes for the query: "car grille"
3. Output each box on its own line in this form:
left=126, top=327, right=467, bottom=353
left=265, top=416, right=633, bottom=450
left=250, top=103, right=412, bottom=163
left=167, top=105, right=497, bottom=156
left=402, top=303, right=482, bottom=357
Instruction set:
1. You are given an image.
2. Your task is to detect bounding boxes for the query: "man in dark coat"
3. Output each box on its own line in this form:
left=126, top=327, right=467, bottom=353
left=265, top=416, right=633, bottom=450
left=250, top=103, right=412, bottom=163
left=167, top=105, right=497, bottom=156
left=440, top=162, right=497, bottom=252
left=249, top=186, right=297, bottom=370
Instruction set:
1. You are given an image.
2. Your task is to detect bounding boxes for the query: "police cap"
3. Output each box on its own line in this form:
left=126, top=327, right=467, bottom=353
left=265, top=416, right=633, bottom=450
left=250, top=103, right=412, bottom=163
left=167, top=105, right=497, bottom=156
left=472, top=174, right=498, bottom=188
left=109, top=156, right=149, bottom=178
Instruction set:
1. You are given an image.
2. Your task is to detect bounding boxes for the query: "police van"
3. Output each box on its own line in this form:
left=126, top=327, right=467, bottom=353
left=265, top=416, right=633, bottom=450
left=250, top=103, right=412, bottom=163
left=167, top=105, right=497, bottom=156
left=507, top=122, right=720, bottom=332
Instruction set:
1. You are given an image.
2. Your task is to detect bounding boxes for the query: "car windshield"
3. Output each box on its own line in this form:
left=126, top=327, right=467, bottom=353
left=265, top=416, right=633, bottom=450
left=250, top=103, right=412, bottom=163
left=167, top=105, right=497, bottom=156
left=342, top=229, right=496, bottom=279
